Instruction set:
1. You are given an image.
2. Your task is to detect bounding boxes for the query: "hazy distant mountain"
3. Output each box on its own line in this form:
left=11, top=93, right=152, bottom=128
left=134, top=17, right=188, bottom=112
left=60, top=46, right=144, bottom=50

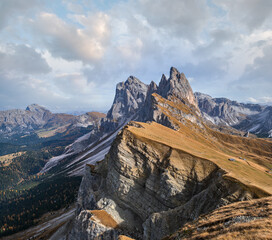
left=234, top=106, right=272, bottom=137
left=0, top=104, right=105, bottom=139
left=195, top=92, right=272, bottom=137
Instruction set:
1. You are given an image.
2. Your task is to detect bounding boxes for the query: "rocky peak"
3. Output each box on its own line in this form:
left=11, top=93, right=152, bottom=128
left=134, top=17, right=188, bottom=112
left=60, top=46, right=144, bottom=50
left=157, top=67, right=198, bottom=108
left=26, top=104, right=50, bottom=113
left=147, top=81, right=158, bottom=95
left=195, top=92, right=266, bottom=127
left=169, top=66, right=180, bottom=78
left=106, top=76, right=148, bottom=121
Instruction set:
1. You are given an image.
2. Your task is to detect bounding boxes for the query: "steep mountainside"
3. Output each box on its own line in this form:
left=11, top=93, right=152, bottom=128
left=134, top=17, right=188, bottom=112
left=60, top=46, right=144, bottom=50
left=62, top=67, right=272, bottom=240
left=41, top=67, right=201, bottom=176
left=107, top=76, right=148, bottom=121
left=40, top=75, right=149, bottom=176
left=167, top=196, right=272, bottom=240
left=158, top=67, right=198, bottom=108
left=195, top=92, right=264, bottom=125
left=67, top=120, right=271, bottom=239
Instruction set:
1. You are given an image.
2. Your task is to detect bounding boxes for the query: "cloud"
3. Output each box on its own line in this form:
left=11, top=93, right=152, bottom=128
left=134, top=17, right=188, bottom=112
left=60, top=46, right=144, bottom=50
left=0, top=0, right=272, bottom=111
left=214, top=0, right=272, bottom=31
left=0, top=44, right=51, bottom=74
left=248, top=96, right=272, bottom=104
left=0, top=0, right=41, bottom=31
left=194, top=29, right=238, bottom=57
left=54, top=73, right=95, bottom=96
left=228, top=44, right=272, bottom=99
left=30, top=11, right=111, bottom=63
left=137, top=0, right=210, bottom=40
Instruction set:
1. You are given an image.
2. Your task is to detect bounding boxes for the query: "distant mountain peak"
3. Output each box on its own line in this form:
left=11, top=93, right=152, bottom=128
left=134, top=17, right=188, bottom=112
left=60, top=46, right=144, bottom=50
left=26, top=104, right=49, bottom=112
left=170, top=66, right=179, bottom=78
left=158, top=67, right=198, bottom=108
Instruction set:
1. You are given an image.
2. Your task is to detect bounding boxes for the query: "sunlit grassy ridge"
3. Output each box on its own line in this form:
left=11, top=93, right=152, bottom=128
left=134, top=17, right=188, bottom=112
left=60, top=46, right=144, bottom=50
left=127, top=121, right=272, bottom=196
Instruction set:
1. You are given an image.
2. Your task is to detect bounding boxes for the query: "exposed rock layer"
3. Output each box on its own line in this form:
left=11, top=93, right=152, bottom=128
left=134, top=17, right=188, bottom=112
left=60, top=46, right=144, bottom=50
left=70, top=122, right=258, bottom=239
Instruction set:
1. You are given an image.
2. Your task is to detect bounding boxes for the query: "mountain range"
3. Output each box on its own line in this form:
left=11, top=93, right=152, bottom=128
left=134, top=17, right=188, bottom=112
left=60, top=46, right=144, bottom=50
left=195, top=92, right=272, bottom=137
left=1, top=67, right=272, bottom=240
left=0, top=104, right=105, bottom=140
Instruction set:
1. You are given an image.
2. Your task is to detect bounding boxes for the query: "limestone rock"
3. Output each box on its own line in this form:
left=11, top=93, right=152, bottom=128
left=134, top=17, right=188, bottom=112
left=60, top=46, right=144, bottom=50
left=69, top=123, right=255, bottom=239
left=157, top=67, right=198, bottom=108
left=107, top=76, right=148, bottom=121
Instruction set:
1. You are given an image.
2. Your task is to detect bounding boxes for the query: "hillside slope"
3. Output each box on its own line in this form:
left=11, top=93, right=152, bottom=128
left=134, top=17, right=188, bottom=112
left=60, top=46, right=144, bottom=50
left=166, top=196, right=272, bottom=240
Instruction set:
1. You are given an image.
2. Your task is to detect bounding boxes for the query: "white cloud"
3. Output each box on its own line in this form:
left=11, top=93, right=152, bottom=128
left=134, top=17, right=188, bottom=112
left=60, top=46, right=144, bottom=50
left=137, top=0, right=210, bottom=40
left=30, top=11, right=111, bottom=63
left=0, top=0, right=41, bottom=31
left=213, top=0, right=272, bottom=31
left=248, top=96, right=272, bottom=104
left=0, top=44, right=51, bottom=74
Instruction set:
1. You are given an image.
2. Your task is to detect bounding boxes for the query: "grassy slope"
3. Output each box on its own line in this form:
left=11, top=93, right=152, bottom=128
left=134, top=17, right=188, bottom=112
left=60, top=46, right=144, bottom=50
left=165, top=196, right=272, bottom=240
left=127, top=121, right=272, bottom=196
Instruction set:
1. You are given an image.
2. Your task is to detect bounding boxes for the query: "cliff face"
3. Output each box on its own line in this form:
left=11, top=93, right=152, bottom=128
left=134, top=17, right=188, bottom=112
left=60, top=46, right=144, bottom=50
left=107, top=76, right=149, bottom=121
left=68, top=121, right=269, bottom=239
left=65, top=67, right=272, bottom=240
left=158, top=67, right=198, bottom=109
left=195, top=92, right=264, bottom=126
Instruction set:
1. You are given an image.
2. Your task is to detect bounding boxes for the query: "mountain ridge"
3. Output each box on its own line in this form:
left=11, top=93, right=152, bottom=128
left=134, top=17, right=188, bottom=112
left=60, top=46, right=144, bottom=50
left=0, top=104, right=105, bottom=139
left=56, top=67, right=272, bottom=239
left=195, top=92, right=272, bottom=137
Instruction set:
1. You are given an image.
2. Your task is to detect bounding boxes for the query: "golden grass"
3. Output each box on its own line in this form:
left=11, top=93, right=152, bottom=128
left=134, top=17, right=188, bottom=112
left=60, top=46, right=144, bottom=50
left=166, top=196, right=272, bottom=240
left=126, top=121, right=272, bottom=196
left=90, top=210, right=118, bottom=228
left=87, top=111, right=106, bottom=119
left=0, top=152, right=25, bottom=166
left=118, top=235, right=135, bottom=240
left=36, top=124, right=70, bottom=138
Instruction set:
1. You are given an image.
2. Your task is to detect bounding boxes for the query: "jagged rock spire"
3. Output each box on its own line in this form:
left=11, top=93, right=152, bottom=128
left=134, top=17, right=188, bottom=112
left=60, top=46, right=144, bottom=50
left=106, top=76, right=148, bottom=120
left=157, top=67, right=198, bottom=108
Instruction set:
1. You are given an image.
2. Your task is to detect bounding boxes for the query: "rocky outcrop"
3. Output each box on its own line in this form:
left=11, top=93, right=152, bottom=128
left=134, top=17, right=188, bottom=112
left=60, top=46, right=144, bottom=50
left=167, top=196, right=272, bottom=240
left=69, top=122, right=256, bottom=240
left=139, top=68, right=201, bottom=128
left=158, top=67, right=198, bottom=108
left=107, top=76, right=148, bottom=121
left=68, top=210, right=120, bottom=240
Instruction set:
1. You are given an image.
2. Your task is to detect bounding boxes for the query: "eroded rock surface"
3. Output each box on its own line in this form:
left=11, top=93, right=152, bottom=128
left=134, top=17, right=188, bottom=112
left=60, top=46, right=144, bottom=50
left=69, top=123, right=255, bottom=239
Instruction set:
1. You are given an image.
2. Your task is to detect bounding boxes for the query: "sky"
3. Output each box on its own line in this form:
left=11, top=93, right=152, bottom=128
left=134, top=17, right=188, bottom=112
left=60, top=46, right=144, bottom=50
left=0, top=0, right=272, bottom=113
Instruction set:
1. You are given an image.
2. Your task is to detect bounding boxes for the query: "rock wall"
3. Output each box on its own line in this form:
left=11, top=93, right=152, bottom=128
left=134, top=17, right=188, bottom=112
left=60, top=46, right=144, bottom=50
left=68, top=123, right=254, bottom=240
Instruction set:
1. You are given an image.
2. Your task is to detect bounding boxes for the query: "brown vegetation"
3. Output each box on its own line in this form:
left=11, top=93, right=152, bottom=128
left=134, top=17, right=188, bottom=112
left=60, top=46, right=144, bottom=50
left=90, top=210, right=118, bottom=228
left=165, top=196, right=272, bottom=240
left=127, top=120, right=272, bottom=196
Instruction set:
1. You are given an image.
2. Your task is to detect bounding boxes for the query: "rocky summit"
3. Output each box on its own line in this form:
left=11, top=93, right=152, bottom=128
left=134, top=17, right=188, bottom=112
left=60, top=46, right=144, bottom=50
left=43, top=67, right=272, bottom=240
